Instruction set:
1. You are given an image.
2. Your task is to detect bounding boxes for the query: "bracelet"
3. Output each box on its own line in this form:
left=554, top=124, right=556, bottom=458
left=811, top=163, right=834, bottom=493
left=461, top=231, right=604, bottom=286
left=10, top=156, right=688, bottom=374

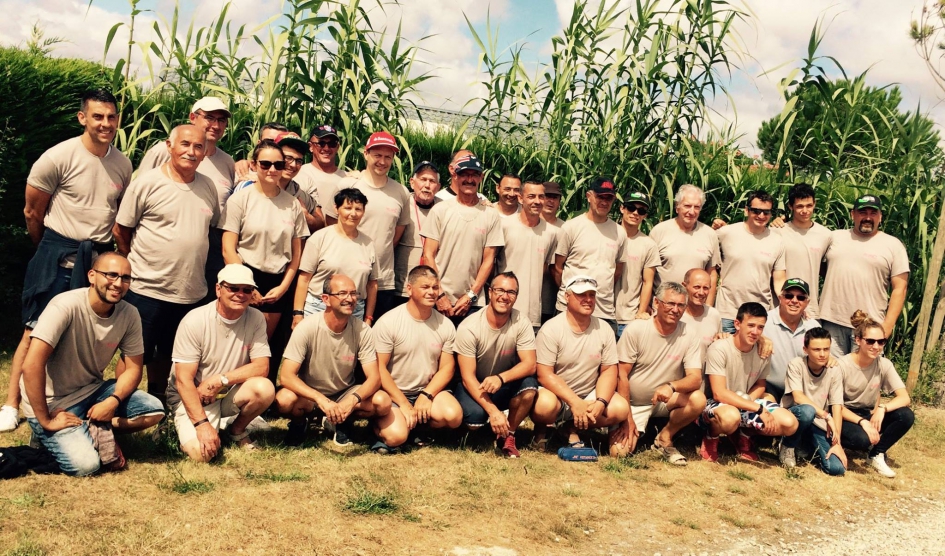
left=351, top=392, right=363, bottom=404
left=419, top=391, right=434, bottom=401
left=666, top=382, right=676, bottom=393
left=193, top=418, right=210, bottom=427
left=109, top=394, right=123, bottom=405
left=858, top=418, right=867, bottom=427
left=292, top=310, right=305, bottom=316
left=756, top=403, right=765, bottom=414
left=365, top=316, right=374, bottom=323
left=496, top=374, right=506, bottom=386
left=596, top=397, right=610, bottom=407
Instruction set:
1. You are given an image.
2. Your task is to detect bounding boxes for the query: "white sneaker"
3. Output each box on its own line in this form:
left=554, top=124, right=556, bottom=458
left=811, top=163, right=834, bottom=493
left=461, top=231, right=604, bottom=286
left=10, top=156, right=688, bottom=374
left=779, top=444, right=796, bottom=468
left=0, top=405, right=19, bottom=432
left=245, top=415, right=271, bottom=433
left=870, top=453, right=896, bottom=478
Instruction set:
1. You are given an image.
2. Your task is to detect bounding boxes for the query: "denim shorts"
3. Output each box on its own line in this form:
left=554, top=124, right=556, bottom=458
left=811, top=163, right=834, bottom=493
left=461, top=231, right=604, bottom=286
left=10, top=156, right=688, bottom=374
left=303, top=292, right=365, bottom=319
left=27, top=380, right=164, bottom=476
left=456, top=376, right=539, bottom=426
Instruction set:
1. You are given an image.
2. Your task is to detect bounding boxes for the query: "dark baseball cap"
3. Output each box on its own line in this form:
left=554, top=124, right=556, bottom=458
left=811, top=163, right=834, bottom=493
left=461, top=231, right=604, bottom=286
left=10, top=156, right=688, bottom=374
left=542, top=181, right=562, bottom=196
left=589, top=177, right=616, bottom=195
left=781, top=278, right=810, bottom=295
left=853, top=194, right=881, bottom=211
left=412, top=160, right=439, bottom=176
left=623, top=191, right=650, bottom=208
left=309, top=125, right=339, bottom=140
left=453, top=154, right=484, bottom=174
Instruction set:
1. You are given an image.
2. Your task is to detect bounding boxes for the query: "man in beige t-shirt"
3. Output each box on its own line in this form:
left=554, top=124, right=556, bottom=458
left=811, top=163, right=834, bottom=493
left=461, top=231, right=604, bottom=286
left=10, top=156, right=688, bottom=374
left=679, top=269, right=723, bottom=359
left=393, top=161, right=441, bottom=302
left=493, top=174, right=522, bottom=218
left=540, top=181, right=566, bottom=323
left=615, top=282, right=705, bottom=464
left=276, top=274, right=398, bottom=449
left=295, top=124, right=347, bottom=225
left=531, top=275, right=630, bottom=455
left=819, top=194, right=910, bottom=356
left=615, top=191, right=660, bottom=338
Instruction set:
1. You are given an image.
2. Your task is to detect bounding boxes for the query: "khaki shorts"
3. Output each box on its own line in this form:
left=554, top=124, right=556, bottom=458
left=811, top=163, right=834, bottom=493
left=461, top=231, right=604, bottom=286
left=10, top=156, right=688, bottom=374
left=172, top=384, right=242, bottom=447
left=630, top=402, right=670, bottom=432
left=552, top=389, right=598, bottom=424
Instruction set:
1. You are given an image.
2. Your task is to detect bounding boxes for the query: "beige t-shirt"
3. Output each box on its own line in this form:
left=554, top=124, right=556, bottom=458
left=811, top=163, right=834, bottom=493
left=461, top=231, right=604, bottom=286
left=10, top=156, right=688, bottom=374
left=139, top=142, right=235, bottom=214
left=715, top=223, right=786, bottom=319
left=542, top=216, right=566, bottom=316
left=295, top=163, right=347, bottom=211
left=496, top=216, right=558, bottom=327
left=373, top=305, right=456, bottom=394
left=649, top=219, right=721, bottom=285
left=421, top=198, right=505, bottom=304
left=615, top=231, right=660, bottom=324
left=394, top=196, right=438, bottom=296
left=285, top=180, right=318, bottom=215
left=838, top=353, right=906, bottom=410
left=167, top=302, right=270, bottom=408
left=705, top=336, right=770, bottom=397
left=116, top=167, right=220, bottom=304
left=27, top=136, right=132, bottom=243
left=327, top=176, right=411, bottom=290
left=555, top=215, right=627, bottom=319
left=536, top=313, right=618, bottom=398
left=283, top=313, right=376, bottom=396
left=773, top=222, right=832, bottom=318
left=679, top=306, right=722, bottom=360
left=782, top=356, right=843, bottom=431
left=21, top=289, right=144, bottom=418
left=819, top=230, right=910, bottom=327
left=616, top=318, right=702, bottom=406
left=299, top=226, right=377, bottom=298
left=222, top=186, right=309, bottom=274
left=455, top=308, right=536, bottom=382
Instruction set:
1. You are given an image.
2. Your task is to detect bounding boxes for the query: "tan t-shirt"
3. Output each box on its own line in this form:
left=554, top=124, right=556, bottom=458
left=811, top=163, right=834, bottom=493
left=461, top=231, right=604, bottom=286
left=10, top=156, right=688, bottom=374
left=617, top=318, right=702, bottom=406
left=819, top=230, right=910, bottom=327
left=295, top=163, right=347, bottom=211
left=555, top=215, right=627, bottom=320
left=421, top=198, right=505, bottom=305
left=327, top=176, right=411, bottom=290
left=166, top=302, right=270, bottom=408
left=773, top=222, right=832, bottom=318
left=283, top=313, right=376, bottom=396
left=285, top=180, right=318, bottom=215
left=649, top=219, right=721, bottom=285
left=394, top=196, right=439, bottom=296
left=373, top=305, right=456, bottom=394
left=782, top=356, right=843, bottom=431
left=27, top=136, right=132, bottom=243
left=21, top=289, right=144, bottom=418
left=536, top=313, right=618, bottom=398
left=679, top=306, right=722, bottom=360
left=496, top=216, right=558, bottom=327
left=542, top=216, right=566, bottom=316
left=838, top=353, right=906, bottom=410
left=299, top=226, right=378, bottom=299
left=222, top=186, right=309, bottom=274
left=139, top=142, right=235, bottom=214
left=116, top=167, right=220, bottom=304
left=715, top=223, right=786, bottom=319
left=705, top=336, right=770, bottom=397
left=455, top=308, right=536, bottom=382
left=615, top=231, right=660, bottom=324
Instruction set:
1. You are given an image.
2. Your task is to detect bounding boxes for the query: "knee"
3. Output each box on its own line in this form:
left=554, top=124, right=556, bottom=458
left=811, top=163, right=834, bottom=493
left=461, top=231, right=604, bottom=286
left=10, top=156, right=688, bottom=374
left=275, top=389, right=298, bottom=414
left=607, top=394, right=630, bottom=422
left=794, top=404, right=816, bottom=426
left=531, top=391, right=559, bottom=423
left=181, top=442, right=212, bottom=463
left=67, top=453, right=102, bottom=477
left=895, top=406, right=916, bottom=429
left=442, top=400, right=463, bottom=429
left=823, top=456, right=846, bottom=476
left=687, top=390, right=707, bottom=411
left=380, top=423, right=409, bottom=448
left=137, top=413, right=165, bottom=430
left=246, top=377, right=276, bottom=403
left=371, top=391, right=392, bottom=416
left=516, top=388, right=537, bottom=404
left=716, top=407, right=740, bottom=434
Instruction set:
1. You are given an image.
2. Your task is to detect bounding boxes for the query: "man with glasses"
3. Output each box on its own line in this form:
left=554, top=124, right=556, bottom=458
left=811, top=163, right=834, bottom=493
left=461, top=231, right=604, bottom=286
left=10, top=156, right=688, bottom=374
left=714, top=191, right=786, bottom=333
left=455, top=272, right=538, bottom=458
left=540, top=181, right=566, bottom=324
left=762, top=279, right=823, bottom=403
left=614, top=282, right=705, bottom=465
left=554, top=177, right=626, bottom=336
left=167, top=264, right=274, bottom=461
left=296, top=124, right=347, bottom=225
left=615, top=191, right=660, bottom=338
left=20, top=252, right=164, bottom=475
left=114, top=125, right=221, bottom=403
left=394, top=161, right=441, bottom=306
left=496, top=181, right=558, bottom=331
left=819, top=195, right=910, bottom=356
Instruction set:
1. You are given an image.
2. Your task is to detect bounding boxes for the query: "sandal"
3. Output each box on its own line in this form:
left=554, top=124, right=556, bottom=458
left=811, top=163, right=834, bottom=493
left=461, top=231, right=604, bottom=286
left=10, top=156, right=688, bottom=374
left=653, top=438, right=687, bottom=466
left=229, top=429, right=258, bottom=451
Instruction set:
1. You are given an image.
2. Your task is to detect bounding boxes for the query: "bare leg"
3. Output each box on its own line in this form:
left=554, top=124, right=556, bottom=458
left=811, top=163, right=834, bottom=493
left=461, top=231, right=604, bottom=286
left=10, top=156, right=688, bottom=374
left=506, top=389, right=536, bottom=434
left=4, top=330, right=31, bottom=408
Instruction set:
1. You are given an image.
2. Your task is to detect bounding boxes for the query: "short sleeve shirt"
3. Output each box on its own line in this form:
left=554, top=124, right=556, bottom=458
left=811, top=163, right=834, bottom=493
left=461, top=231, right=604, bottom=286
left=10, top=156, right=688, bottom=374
left=284, top=180, right=318, bottom=214
left=21, top=289, right=143, bottom=418
left=715, top=223, right=786, bottom=319
left=616, top=318, right=702, bottom=405
left=138, top=142, right=235, bottom=214
left=295, top=163, right=348, bottom=213
left=167, top=303, right=270, bottom=407
left=496, top=216, right=558, bottom=327
left=299, top=226, right=378, bottom=298
left=782, top=356, right=844, bottom=431
left=679, top=306, right=722, bottom=360
left=705, top=336, right=770, bottom=397
left=27, top=137, right=132, bottom=243
left=373, top=305, right=456, bottom=394
left=535, top=313, right=618, bottom=398
left=222, top=186, right=309, bottom=274
left=283, top=314, right=376, bottom=396
left=541, top=217, right=566, bottom=316
left=615, top=231, right=660, bottom=324
left=773, top=222, right=832, bottom=318
left=762, top=309, right=821, bottom=390
left=455, top=308, right=536, bottom=382
left=115, top=167, right=220, bottom=303
left=649, top=219, right=721, bottom=285
left=819, top=231, right=910, bottom=327
left=554, top=215, right=627, bottom=319
left=394, top=196, right=439, bottom=296
left=838, top=353, right=906, bottom=410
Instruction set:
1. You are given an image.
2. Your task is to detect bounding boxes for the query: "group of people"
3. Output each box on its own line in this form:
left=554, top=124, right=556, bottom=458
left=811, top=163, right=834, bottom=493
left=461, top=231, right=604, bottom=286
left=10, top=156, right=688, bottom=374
left=0, top=90, right=914, bottom=480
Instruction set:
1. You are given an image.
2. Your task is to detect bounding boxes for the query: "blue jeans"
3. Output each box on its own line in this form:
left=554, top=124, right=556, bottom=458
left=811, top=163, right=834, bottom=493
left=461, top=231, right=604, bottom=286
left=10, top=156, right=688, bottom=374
left=616, top=323, right=627, bottom=339
left=27, top=380, right=164, bottom=476
left=303, top=292, right=365, bottom=319
left=811, top=427, right=846, bottom=476
left=720, top=318, right=736, bottom=334
left=783, top=404, right=844, bottom=476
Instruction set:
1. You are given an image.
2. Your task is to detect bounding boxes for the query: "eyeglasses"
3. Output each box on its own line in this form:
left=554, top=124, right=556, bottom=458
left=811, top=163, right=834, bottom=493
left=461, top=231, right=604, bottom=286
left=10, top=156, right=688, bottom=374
left=196, top=112, right=228, bottom=125
left=310, top=140, right=339, bottom=148
left=656, top=299, right=686, bottom=310
left=92, top=270, right=134, bottom=284
left=490, top=287, right=518, bottom=298
left=747, top=207, right=773, bottom=216
left=283, top=155, right=303, bottom=166
left=326, top=291, right=359, bottom=300
left=782, top=293, right=808, bottom=302
left=256, top=160, right=286, bottom=171
left=624, top=204, right=648, bottom=216
left=220, top=283, right=255, bottom=295
left=861, top=337, right=887, bottom=346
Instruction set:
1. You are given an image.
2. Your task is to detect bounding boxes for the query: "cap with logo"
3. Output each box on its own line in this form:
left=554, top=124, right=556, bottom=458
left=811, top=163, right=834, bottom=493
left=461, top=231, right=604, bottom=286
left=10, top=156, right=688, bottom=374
left=413, top=160, right=439, bottom=176
left=274, top=131, right=309, bottom=153
left=309, top=125, right=339, bottom=140
left=191, top=97, right=231, bottom=117
left=589, top=177, right=616, bottom=195
left=542, top=181, right=562, bottom=196
left=565, top=275, right=599, bottom=294
left=623, top=191, right=650, bottom=208
left=453, top=154, right=484, bottom=174
left=365, top=131, right=399, bottom=152
left=218, top=264, right=256, bottom=287
left=781, top=277, right=810, bottom=295
left=853, top=194, right=881, bottom=211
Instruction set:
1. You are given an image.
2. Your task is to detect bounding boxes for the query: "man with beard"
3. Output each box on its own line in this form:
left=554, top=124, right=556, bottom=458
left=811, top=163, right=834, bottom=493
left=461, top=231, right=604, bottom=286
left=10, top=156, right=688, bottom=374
left=818, top=195, right=909, bottom=356
left=493, top=174, right=522, bottom=218
left=393, top=161, right=441, bottom=306
left=20, top=253, right=165, bottom=475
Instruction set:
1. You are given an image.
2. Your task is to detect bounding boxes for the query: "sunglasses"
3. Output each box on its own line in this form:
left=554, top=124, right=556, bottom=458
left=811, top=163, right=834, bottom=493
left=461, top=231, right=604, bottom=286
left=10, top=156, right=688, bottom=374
left=861, top=337, right=887, bottom=346
left=221, top=283, right=255, bottom=295
left=624, top=204, right=648, bottom=216
left=747, top=207, right=773, bottom=216
left=256, top=160, right=286, bottom=171
left=92, top=269, right=134, bottom=284
left=310, top=140, right=339, bottom=148
left=782, top=293, right=808, bottom=302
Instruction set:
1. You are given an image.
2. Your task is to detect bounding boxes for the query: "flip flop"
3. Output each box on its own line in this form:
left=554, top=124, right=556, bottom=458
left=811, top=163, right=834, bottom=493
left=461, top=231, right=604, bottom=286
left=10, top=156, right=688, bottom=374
left=229, top=429, right=258, bottom=451
left=567, top=439, right=586, bottom=449
left=653, top=439, right=687, bottom=466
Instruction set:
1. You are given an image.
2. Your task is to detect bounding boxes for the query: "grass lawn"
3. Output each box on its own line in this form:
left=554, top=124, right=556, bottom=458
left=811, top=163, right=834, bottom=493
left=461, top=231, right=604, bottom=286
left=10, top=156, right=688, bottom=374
left=2, top=352, right=945, bottom=555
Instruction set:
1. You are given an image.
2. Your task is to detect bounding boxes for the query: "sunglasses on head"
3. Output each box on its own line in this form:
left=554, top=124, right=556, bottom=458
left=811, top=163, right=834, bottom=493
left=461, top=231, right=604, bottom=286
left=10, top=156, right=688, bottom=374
left=256, top=160, right=286, bottom=171
left=861, top=337, right=887, bottom=346
left=782, top=293, right=808, bottom=301
left=747, top=207, right=772, bottom=216
left=310, top=140, right=339, bottom=148
left=221, top=283, right=255, bottom=295
left=624, top=204, right=648, bottom=216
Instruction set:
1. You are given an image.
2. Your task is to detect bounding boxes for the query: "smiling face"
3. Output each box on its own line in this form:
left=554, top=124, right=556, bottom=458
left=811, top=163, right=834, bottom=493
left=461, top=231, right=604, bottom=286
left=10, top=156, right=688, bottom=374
left=323, top=275, right=358, bottom=318
left=191, top=110, right=228, bottom=143
left=252, top=146, right=285, bottom=188
left=167, top=125, right=207, bottom=176
left=410, top=168, right=440, bottom=204
left=78, top=100, right=119, bottom=147
left=280, top=144, right=305, bottom=181
left=489, top=275, right=519, bottom=315
left=683, top=269, right=711, bottom=308
left=336, top=198, right=365, bottom=227
left=855, top=325, right=887, bottom=361
left=520, top=182, right=545, bottom=217
left=455, top=169, right=483, bottom=195
left=496, top=176, right=522, bottom=209
left=364, top=146, right=396, bottom=178
left=744, top=198, right=773, bottom=233
left=620, top=202, right=648, bottom=228
left=778, top=287, right=810, bottom=320
left=309, top=135, right=340, bottom=166
left=675, top=192, right=703, bottom=228
left=852, top=207, right=882, bottom=237
left=216, top=282, right=253, bottom=313
left=88, top=254, right=132, bottom=305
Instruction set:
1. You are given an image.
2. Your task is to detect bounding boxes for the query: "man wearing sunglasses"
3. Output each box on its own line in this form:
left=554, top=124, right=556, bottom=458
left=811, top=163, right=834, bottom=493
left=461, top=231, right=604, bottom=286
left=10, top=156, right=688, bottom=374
left=615, top=191, right=660, bottom=338
left=295, top=124, right=347, bottom=225
left=714, top=191, right=786, bottom=333
left=762, top=278, right=824, bottom=404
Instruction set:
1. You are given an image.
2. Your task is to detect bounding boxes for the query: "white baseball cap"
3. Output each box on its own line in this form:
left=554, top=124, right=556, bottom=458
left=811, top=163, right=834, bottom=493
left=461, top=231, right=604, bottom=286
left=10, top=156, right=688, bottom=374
left=217, top=264, right=255, bottom=287
left=191, top=96, right=231, bottom=117
left=565, top=275, right=598, bottom=294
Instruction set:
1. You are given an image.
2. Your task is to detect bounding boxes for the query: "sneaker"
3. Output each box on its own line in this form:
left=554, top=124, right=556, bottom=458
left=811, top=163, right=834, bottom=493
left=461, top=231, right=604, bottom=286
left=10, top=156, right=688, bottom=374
left=735, top=432, right=759, bottom=462
left=499, top=434, right=520, bottom=458
left=332, top=421, right=353, bottom=447
left=245, top=415, right=271, bottom=433
left=700, top=435, right=720, bottom=462
left=870, top=453, right=896, bottom=478
left=284, top=417, right=308, bottom=447
left=0, top=405, right=19, bottom=432
left=779, top=443, right=796, bottom=468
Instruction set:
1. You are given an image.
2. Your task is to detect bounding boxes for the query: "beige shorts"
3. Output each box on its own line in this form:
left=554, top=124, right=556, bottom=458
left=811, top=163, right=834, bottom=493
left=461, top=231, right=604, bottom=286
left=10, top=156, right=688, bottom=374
left=552, top=389, right=598, bottom=424
left=172, top=384, right=242, bottom=447
left=630, top=402, right=670, bottom=432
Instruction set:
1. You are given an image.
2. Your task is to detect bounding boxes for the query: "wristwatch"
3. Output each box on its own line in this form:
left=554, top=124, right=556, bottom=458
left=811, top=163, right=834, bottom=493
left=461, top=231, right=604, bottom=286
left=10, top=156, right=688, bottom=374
left=466, top=289, right=479, bottom=303
left=219, top=375, right=230, bottom=387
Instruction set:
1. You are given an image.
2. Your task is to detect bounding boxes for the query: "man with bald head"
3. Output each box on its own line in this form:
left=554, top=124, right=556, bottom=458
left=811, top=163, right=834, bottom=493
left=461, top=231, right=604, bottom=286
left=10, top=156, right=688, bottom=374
left=680, top=268, right=723, bottom=358
left=114, top=124, right=221, bottom=401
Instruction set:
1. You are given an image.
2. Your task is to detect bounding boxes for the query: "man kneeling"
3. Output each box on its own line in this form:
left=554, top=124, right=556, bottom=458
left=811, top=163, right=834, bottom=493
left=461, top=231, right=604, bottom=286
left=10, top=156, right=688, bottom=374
left=276, top=274, right=395, bottom=447
left=168, top=265, right=275, bottom=461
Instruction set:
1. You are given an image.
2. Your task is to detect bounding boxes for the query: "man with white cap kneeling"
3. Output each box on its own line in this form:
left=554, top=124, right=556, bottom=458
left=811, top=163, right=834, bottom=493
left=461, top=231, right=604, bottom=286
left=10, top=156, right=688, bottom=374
left=167, top=264, right=275, bottom=462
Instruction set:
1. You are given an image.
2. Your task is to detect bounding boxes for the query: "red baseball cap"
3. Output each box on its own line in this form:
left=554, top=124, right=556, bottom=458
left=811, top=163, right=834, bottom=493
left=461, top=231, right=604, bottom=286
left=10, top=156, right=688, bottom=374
left=365, top=131, right=399, bottom=153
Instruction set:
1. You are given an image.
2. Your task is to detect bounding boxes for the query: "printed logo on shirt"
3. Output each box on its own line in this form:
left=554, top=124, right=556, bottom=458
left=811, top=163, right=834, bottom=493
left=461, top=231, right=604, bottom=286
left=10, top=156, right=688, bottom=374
left=104, top=341, right=120, bottom=349
left=385, top=206, right=400, bottom=215
left=474, top=226, right=488, bottom=234
left=358, top=259, right=372, bottom=269
left=199, top=207, right=214, bottom=216
left=429, top=342, right=444, bottom=351
left=588, top=353, right=602, bottom=361
left=665, top=354, right=681, bottom=362
left=282, top=219, right=295, bottom=227
left=627, top=254, right=640, bottom=262
left=339, top=354, right=356, bottom=363
left=110, top=182, right=123, bottom=191
left=869, top=380, right=880, bottom=390
left=500, top=348, right=515, bottom=357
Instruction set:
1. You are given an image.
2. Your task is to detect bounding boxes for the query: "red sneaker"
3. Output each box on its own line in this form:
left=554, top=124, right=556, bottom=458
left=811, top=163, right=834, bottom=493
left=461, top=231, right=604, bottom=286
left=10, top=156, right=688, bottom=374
left=735, top=432, right=759, bottom=462
left=500, top=434, right=520, bottom=458
left=700, top=435, right=719, bottom=462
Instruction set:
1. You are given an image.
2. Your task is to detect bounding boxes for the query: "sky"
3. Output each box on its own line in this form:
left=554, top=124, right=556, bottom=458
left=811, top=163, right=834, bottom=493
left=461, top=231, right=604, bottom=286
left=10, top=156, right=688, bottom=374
left=1, top=0, right=941, bottom=154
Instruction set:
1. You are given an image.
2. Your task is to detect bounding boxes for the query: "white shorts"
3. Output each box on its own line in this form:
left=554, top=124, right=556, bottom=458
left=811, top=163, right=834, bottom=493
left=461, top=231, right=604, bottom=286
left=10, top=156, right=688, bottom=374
left=630, top=402, right=670, bottom=432
left=172, top=384, right=242, bottom=447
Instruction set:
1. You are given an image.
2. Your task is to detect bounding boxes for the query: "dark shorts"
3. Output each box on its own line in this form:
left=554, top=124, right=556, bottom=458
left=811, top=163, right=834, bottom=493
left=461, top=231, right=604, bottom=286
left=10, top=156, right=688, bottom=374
left=23, top=264, right=73, bottom=329
left=124, top=291, right=201, bottom=363
left=374, top=290, right=398, bottom=320
left=203, top=229, right=226, bottom=305
left=394, top=389, right=453, bottom=408
left=247, top=265, right=290, bottom=314
left=456, top=375, right=539, bottom=426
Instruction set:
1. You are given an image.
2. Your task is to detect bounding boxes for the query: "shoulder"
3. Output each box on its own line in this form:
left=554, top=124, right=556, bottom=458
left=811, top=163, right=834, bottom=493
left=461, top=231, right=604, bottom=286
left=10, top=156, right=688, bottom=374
left=211, top=149, right=235, bottom=165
